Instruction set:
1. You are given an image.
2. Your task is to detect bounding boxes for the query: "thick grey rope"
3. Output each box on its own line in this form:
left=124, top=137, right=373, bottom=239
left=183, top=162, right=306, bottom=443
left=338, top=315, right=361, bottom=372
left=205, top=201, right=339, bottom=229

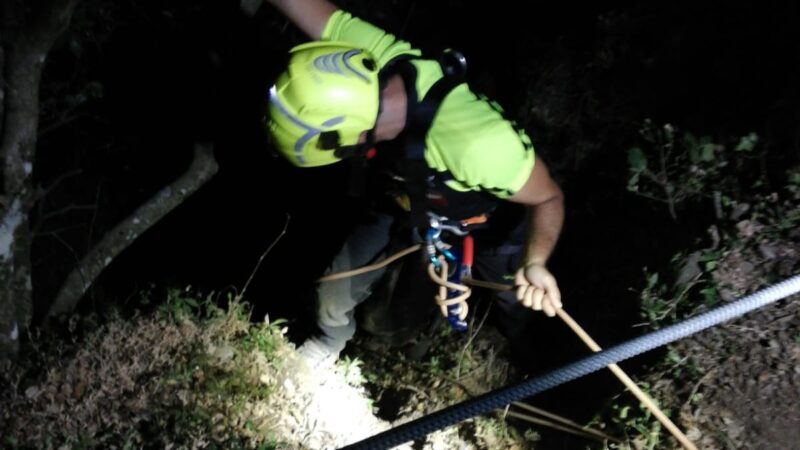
left=340, top=273, right=800, bottom=450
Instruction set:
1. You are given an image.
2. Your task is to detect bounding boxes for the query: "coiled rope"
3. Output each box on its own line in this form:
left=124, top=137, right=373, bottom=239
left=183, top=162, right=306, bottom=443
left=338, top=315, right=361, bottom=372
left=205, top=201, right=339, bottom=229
left=427, top=255, right=471, bottom=321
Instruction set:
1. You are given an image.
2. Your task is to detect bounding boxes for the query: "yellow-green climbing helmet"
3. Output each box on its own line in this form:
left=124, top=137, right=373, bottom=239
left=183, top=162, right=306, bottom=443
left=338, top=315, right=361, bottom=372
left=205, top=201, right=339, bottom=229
left=267, top=41, right=380, bottom=167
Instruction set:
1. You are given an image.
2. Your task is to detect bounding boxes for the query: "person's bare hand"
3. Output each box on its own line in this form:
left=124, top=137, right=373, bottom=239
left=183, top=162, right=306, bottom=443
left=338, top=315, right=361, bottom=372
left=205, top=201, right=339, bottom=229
left=514, top=264, right=562, bottom=317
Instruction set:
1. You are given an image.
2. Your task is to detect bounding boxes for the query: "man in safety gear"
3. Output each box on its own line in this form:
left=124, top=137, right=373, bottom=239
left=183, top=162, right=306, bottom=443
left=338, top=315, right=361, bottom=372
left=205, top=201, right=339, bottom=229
left=263, top=0, right=565, bottom=369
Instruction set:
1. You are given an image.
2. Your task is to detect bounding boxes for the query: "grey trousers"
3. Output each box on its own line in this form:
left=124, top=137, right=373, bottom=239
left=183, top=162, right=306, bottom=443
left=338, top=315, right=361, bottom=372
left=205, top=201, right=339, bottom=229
left=314, top=212, right=534, bottom=354
left=315, top=213, right=395, bottom=353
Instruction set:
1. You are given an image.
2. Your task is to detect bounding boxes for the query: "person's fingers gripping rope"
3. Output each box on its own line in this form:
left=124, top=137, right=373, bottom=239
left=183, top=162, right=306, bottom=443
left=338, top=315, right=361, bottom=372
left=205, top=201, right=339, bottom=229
left=514, top=263, right=562, bottom=317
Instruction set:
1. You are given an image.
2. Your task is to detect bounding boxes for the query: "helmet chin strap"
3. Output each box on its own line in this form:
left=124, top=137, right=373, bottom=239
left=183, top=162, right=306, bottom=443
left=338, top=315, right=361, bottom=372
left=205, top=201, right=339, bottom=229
left=333, top=76, right=386, bottom=161
left=333, top=128, right=377, bottom=160
left=341, top=129, right=376, bottom=198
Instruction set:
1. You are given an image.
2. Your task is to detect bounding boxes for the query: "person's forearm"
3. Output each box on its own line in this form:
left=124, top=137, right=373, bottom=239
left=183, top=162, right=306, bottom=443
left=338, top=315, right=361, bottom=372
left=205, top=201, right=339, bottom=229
left=264, top=0, right=338, bottom=40
left=523, top=193, right=564, bottom=267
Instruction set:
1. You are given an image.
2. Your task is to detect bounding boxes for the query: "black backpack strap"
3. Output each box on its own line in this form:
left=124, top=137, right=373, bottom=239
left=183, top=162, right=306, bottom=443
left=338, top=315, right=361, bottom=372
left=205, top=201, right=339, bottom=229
left=403, top=50, right=467, bottom=228
left=406, top=49, right=467, bottom=160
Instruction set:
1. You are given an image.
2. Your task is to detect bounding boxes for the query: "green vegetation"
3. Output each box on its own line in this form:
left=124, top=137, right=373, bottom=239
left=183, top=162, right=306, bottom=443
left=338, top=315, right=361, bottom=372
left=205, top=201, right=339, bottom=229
left=598, top=122, right=800, bottom=449
left=1, top=292, right=292, bottom=449
left=627, top=120, right=763, bottom=221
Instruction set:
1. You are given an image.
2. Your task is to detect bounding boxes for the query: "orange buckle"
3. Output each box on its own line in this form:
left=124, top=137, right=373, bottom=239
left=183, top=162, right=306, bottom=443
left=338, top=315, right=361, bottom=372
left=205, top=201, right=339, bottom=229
left=460, top=214, right=488, bottom=227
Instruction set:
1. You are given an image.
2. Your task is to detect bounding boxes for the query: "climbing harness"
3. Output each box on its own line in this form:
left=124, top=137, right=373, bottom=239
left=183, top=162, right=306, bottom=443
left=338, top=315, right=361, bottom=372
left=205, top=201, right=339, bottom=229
left=390, top=48, right=497, bottom=332
left=351, top=47, right=491, bottom=332
left=393, top=48, right=490, bottom=232
left=339, top=273, right=800, bottom=450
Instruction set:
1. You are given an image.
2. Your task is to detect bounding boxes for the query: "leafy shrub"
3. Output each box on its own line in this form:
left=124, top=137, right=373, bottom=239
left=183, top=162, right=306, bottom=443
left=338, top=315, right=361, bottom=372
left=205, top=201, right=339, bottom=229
left=1, top=292, right=291, bottom=449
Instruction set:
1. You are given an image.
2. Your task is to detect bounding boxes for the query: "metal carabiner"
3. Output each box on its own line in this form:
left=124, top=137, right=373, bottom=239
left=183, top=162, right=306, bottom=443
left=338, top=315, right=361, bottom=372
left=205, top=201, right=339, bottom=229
left=425, top=228, right=440, bottom=267
left=427, top=211, right=468, bottom=237
left=426, top=227, right=455, bottom=268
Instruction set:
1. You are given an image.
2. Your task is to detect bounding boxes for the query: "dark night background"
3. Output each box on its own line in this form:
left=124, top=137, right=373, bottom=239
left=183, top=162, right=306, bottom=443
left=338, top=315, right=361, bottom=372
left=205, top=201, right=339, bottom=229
left=27, top=0, right=800, bottom=446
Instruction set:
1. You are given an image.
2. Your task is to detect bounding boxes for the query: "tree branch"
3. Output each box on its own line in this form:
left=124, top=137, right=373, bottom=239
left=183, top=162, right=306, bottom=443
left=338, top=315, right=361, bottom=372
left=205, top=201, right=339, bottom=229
left=1, top=0, right=80, bottom=196
left=0, top=0, right=79, bottom=358
left=47, top=142, right=218, bottom=317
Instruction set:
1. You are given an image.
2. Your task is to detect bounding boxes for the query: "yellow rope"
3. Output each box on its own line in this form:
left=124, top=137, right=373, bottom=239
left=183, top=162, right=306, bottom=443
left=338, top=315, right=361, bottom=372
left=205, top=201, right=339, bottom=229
left=316, top=244, right=421, bottom=282
left=426, top=256, right=471, bottom=319
left=555, top=309, right=698, bottom=450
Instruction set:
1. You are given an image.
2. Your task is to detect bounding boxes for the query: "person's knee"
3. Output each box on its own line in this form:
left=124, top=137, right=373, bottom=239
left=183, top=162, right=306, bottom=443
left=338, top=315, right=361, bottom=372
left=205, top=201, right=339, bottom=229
left=318, top=300, right=352, bottom=328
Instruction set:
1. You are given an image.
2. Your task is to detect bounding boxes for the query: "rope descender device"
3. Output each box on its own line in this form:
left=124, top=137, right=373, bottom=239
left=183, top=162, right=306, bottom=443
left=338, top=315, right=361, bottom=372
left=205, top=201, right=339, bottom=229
left=424, top=212, right=473, bottom=332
